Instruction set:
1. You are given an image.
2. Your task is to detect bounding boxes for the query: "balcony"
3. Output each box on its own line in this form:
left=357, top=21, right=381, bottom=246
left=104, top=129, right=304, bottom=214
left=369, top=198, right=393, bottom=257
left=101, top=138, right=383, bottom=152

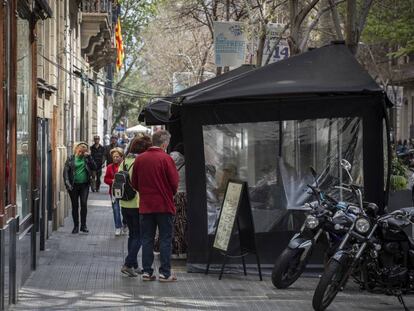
left=80, top=0, right=116, bottom=70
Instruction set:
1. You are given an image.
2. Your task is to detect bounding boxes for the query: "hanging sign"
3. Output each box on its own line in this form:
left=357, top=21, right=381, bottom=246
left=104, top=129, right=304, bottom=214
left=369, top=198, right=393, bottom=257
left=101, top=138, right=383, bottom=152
left=214, top=22, right=247, bottom=67
left=385, top=85, right=404, bottom=108
left=262, top=23, right=290, bottom=65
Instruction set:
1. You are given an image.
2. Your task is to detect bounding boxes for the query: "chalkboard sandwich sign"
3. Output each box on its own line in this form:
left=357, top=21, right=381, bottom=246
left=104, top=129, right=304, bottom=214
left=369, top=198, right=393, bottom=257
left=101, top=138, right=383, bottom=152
left=205, top=179, right=262, bottom=280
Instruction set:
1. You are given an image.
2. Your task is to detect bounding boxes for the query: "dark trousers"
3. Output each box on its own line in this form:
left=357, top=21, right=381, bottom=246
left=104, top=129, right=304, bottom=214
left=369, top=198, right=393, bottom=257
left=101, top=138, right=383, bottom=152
left=141, top=213, right=173, bottom=277
left=69, top=183, right=89, bottom=227
left=95, top=169, right=102, bottom=190
left=122, top=208, right=141, bottom=268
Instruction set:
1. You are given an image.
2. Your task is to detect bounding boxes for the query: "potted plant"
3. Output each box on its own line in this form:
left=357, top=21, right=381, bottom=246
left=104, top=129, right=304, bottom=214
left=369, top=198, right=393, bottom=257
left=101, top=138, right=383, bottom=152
left=388, top=157, right=413, bottom=211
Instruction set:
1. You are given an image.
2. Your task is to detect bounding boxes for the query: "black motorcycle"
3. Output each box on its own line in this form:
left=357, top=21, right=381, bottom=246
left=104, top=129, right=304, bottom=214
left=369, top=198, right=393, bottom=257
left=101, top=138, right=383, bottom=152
left=271, top=161, right=362, bottom=289
left=312, top=207, right=414, bottom=311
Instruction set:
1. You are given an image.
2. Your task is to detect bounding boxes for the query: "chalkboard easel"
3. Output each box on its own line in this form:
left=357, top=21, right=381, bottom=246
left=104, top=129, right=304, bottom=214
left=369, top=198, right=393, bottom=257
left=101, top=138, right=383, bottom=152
left=205, top=180, right=262, bottom=281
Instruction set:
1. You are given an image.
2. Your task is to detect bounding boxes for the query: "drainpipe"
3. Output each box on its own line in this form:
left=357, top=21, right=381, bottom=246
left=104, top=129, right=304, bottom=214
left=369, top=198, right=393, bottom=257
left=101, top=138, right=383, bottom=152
left=68, top=0, right=75, bottom=155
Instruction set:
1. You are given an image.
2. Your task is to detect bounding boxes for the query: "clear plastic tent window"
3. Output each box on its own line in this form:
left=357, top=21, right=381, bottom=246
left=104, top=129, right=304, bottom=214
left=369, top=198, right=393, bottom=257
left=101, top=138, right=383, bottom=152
left=203, top=118, right=363, bottom=234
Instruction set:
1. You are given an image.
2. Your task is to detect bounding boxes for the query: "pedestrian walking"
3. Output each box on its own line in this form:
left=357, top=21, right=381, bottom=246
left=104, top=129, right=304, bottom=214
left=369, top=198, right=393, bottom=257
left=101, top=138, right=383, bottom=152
left=120, top=135, right=152, bottom=277
left=104, top=147, right=125, bottom=236
left=90, top=135, right=105, bottom=192
left=131, top=130, right=179, bottom=282
left=63, top=142, right=97, bottom=234
left=105, top=135, right=120, bottom=166
left=170, top=143, right=187, bottom=257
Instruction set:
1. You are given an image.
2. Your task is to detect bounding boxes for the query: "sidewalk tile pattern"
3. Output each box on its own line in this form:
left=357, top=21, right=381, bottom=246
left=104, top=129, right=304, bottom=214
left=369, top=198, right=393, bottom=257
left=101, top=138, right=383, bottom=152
left=10, top=189, right=414, bottom=311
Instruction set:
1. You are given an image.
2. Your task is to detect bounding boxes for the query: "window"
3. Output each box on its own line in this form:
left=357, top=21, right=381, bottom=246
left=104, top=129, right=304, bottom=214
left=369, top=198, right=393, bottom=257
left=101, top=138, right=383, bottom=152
left=203, top=118, right=363, bottom=234
left=16, top=10, right=32, bottom=219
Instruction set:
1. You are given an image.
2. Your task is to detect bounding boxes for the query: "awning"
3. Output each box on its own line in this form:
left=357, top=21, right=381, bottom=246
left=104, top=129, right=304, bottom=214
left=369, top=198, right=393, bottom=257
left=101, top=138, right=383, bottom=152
left=140, top=65, right=256, bottom=125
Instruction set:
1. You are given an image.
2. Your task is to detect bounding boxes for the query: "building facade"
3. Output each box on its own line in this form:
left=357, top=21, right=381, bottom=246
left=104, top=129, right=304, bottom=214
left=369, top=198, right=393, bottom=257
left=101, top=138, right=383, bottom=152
left=0, top=0, right=116, bottom=309
left=392, top=60, right=414, bottom=142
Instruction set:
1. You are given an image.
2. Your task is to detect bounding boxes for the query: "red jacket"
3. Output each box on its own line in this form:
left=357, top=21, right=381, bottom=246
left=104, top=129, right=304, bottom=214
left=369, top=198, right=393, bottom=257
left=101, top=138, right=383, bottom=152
left=131, top=147, right=179, bottom=214
left=104, top=163, right=120, bottom=195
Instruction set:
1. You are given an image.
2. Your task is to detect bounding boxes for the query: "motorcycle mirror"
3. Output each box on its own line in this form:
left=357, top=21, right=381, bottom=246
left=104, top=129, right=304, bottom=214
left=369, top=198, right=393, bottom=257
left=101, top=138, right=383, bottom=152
left=340, top=159, right=353, bottom=182
left=310, top=166, right=317, bottom=179
left=366, top=203, right=379, bottom=217
left=341, top=159, right=352, bottom=171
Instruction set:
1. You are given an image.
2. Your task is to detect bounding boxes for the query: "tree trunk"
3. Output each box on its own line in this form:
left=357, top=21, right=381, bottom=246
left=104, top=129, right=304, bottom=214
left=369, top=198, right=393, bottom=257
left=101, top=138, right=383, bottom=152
left=319, top=0, right=335, bottom=46
left=289, top=0, right=300, bottom=55
left=346, top=0, right=358, bottom=54
left=328, top=0, right=344, bottom=40
left=256, top=22, right=267, bottom=67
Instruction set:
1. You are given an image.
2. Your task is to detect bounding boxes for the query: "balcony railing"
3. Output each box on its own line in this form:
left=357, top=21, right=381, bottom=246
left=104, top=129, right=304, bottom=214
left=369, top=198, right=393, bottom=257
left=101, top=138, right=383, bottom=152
left=81, top=0, right=112, bottom=14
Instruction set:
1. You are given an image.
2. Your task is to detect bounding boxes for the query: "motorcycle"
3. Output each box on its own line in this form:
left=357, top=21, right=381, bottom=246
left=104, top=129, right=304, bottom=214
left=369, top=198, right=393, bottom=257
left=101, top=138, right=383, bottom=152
left=271, top=160, right=363, bottom=289
left=312, top=206, right=414, bottom=311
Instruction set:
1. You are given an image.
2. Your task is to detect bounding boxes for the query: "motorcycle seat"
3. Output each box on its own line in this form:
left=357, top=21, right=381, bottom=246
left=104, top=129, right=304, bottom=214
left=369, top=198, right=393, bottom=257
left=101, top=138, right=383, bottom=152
left=386, top=217, right=411, bottom=229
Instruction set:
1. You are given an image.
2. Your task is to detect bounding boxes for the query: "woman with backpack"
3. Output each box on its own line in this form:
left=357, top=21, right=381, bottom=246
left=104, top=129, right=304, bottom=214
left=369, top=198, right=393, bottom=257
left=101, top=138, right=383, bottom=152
left=119, top=135, right=152, bottom=277
left=63, top=142, right=97, bottom=234
left=104, top=147, right=125, bottom=236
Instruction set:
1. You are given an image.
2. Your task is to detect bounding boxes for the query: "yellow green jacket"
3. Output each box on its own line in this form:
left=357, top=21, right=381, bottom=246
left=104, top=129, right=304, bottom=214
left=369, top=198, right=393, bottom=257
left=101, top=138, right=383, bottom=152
left=119, top=156, right=139, bottom=209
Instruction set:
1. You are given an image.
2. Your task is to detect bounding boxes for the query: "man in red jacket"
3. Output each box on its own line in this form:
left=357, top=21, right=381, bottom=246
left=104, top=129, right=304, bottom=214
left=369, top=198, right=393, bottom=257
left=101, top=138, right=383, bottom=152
left=131, top=130, right=179, bottom=282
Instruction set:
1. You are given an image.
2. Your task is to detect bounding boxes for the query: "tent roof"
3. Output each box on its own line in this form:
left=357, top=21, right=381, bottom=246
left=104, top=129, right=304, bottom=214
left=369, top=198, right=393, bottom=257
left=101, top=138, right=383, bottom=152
left=141, top=65, right=255, bottom=125
left=125, top=124, right=150, bottom=133
left=184, top=43, right=385, bottom=105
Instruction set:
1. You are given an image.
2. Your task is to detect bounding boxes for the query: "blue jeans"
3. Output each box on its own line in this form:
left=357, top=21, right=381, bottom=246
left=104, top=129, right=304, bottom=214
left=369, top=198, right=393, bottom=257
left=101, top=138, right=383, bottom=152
left=111, top=198, right=122, bottom=229
left=122, top=208, right=141, bottom=268
left=140, top=213, right=174, bottom=278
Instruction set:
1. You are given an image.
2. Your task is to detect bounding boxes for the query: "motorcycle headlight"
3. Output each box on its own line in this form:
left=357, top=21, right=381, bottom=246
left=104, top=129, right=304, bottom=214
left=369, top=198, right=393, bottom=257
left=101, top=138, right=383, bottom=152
left=305, top=215, right=319, bottom=229
left=355, top=217, right=370, bottom=234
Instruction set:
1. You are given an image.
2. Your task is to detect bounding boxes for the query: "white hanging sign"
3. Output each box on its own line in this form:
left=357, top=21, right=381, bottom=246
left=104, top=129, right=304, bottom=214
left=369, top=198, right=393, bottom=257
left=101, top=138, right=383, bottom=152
left=214, top=22, right=247, bottom=67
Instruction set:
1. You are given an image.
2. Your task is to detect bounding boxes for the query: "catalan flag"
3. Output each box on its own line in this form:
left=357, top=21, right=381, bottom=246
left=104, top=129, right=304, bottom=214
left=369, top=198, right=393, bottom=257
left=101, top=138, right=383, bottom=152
left=115, top=16, right=124, bottom=72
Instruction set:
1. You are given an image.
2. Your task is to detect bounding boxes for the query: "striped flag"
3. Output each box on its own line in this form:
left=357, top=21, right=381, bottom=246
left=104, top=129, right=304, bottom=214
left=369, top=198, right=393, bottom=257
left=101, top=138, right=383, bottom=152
left=115, top=16, right=124, bottom=72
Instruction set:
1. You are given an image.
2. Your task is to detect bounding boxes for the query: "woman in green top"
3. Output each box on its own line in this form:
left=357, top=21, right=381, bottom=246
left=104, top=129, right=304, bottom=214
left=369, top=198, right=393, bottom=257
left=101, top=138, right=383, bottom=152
left=63, top=142, right=97, bottom=234
left=120, top=135, right=152, bottom=277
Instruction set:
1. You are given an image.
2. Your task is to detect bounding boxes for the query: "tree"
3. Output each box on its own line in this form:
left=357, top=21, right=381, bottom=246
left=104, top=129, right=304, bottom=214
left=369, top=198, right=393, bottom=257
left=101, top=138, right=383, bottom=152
left=112, top=0, right=159, bottom=130
left=125, top=0, right=380, bottom=103
left=362, top=0, right=414, bottom=58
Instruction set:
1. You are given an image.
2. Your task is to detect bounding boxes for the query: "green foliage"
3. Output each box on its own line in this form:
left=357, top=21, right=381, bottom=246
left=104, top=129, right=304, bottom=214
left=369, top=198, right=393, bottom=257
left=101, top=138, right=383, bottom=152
left=390, top=174, right=408, bottom=191
left=362, top=0, right=414, bottom=57
left=112, top=0, right=161, bottom=131
left=390, top=157, right=409, bottom=191
left=391, top=157, right=407, bottom=176
left=118, top=0, right=158, bottom=61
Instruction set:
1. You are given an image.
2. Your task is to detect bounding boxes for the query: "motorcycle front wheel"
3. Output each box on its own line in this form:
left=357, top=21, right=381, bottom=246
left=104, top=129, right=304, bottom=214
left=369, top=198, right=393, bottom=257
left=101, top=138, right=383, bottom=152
left=271, top=247, right=311, bottom=289
left=312, top=259, right=350, bottom=311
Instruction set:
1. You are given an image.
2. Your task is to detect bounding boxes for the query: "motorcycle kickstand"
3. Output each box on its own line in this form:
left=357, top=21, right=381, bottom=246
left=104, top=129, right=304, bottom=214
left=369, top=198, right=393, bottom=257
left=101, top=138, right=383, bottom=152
left=398, top=295, right=410, bottom=311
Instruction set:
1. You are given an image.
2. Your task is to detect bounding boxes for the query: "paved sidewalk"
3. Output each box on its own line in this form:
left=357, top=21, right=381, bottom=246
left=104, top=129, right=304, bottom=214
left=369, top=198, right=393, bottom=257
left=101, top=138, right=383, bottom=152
left=11, top=188, right=414, bottom=310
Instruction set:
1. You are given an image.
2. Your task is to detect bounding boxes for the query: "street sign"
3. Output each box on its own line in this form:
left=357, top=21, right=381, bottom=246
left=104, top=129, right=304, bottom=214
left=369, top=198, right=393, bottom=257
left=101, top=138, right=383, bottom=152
left=386, top=85, right=403, bottom=107
left=115, top=125, right=125, bottom=131
left=262, top=23, right=290, bottom=65
left=214, top=22, right=247, bottom=67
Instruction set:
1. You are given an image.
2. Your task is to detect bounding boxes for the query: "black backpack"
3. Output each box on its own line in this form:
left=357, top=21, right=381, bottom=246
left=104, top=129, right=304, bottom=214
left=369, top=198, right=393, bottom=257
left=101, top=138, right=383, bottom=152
left=112, top=161, right=136, bottom=201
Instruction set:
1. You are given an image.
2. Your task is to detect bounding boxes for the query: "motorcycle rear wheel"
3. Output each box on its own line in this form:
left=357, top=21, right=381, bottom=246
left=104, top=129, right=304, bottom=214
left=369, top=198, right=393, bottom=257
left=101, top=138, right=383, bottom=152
left=312, top=259, right=349, bottom=311
left=271, top=247, right=311, bottom=289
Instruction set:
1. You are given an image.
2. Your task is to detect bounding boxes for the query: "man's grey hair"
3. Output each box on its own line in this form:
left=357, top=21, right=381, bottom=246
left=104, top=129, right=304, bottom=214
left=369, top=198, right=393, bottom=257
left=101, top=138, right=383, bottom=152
left=152, top=130, right=171, bottom=147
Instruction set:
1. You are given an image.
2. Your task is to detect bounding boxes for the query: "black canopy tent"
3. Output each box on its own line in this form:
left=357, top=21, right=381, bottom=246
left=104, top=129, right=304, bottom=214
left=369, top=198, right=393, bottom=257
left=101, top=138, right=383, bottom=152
left=175, top=43, right=391, bottom=266
left=139, top=64, right=255, bottom=126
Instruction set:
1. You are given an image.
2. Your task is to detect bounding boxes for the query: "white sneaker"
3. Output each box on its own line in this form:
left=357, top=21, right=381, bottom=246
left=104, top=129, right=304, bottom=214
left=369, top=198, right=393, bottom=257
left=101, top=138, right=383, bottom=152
left=115, top=228, right=121, bottom=236
left=122, top=224, right=128, bottom=235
